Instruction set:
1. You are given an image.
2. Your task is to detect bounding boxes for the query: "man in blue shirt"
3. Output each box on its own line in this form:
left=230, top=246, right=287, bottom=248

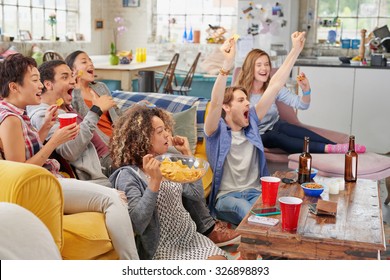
left=204, top=32, right=306, bottom=225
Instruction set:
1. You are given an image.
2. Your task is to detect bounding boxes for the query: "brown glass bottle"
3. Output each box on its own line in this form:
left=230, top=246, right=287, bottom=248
left=298, top=137, right=312, bottom=184
left=344, top=135, right=358, bottom=182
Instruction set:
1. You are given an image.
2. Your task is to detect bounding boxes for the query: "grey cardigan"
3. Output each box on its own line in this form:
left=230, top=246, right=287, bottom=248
left=28, top=103, right=110, bottom=187
left=71, top=82, right=122, bottom=145
left=109, top=165, right=204, bottom=260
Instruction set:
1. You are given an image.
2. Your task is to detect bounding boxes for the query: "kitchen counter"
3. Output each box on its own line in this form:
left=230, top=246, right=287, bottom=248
left=295, top=56, right=390, bottom=69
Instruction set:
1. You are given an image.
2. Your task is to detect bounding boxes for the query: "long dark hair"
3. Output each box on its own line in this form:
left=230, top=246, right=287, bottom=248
left=64, top=50, right=85, bottom=70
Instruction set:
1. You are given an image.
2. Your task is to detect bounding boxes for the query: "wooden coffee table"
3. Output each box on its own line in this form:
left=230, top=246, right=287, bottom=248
left=236, top=171, right=386, bottom=260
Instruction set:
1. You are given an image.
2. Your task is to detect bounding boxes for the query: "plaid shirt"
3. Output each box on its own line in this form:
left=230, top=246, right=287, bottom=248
left=0, top=101, right=61, bottom=176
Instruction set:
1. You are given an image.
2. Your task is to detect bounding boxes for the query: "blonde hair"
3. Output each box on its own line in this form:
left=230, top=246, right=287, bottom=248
left=110, top=105, right=174, bottom=168
left=234, top=49, right=272, bottom=99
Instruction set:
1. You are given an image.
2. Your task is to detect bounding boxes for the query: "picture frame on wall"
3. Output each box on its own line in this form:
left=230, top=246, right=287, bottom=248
left=123, top=0, right=139, bottom=7
left=95, top=19, right=104, bottom=30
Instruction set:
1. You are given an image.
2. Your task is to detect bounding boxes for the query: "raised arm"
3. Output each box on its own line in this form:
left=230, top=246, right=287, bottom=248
left=255, top=31, right=306, bottom=120
left=204, top=38, right=236, bottom=136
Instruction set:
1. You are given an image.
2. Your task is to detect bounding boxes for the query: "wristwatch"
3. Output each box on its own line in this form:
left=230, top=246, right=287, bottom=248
left=90, top=105, right=103, bottom=117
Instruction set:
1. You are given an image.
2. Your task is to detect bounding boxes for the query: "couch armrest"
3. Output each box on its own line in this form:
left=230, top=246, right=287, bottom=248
left=0, top=161, right=64, bottom=251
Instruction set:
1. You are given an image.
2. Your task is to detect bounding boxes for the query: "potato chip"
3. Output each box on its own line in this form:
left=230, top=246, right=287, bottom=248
left=296, top=75, right=305, bottom=82
left=56, top=98, right=64, bottom=106
left=232, top=34, right=240, bottom=41
left=77, top=70, right=84, bottom=77
left=160, top=158, right=203, bottom=183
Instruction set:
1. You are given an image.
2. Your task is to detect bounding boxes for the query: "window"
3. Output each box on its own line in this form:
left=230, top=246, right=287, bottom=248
left=152, top=0, right=237, bottom=44
left=0, top=0, right=79, bottom=40
left=317, top=0, right=390, bottom=42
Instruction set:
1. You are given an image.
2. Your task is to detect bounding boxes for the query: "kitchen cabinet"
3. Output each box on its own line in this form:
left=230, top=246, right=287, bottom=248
left=294, top=66, right=355, bottom=135
left=352, top=69, right=390, bottom=154
left=293, top=65, right=390, bottom=154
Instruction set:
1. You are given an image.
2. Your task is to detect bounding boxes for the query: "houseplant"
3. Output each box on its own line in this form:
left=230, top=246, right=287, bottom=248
left=47, top=12, right=57, bottom=41
left=109, top=17, right=127, bottom=65
left=109, top=42, right=119, bottom=65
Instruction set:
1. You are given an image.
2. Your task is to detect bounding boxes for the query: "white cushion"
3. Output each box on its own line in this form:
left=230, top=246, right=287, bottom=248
left=0, top=203, right=62, bottom=260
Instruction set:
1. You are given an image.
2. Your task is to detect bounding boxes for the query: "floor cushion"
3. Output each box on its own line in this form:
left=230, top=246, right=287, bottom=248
left=288, top=152, right=390, bottom=180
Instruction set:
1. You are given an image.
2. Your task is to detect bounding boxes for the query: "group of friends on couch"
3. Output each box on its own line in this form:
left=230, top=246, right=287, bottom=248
left=0, top=30, right=366, bottom=260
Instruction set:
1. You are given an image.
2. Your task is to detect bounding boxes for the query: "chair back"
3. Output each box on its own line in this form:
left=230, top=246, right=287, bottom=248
left=156, top=53, right=179, bottom=94
left=43, top=51, right=64, bottom=62
left=173, top=52, right=201, bottom=95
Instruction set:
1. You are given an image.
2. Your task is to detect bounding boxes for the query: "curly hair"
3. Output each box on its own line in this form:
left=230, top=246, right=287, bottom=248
left=0, top=53, right=37, bottom=98
left=234, top=49, right=271, bottom=99
left=110, top=104, right=174, bottom=169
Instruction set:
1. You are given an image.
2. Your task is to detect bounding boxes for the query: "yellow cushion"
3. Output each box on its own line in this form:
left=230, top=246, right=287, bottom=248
left=62, top=212, right=118, bottom=260
left=0, top=161, right=64, bottom=251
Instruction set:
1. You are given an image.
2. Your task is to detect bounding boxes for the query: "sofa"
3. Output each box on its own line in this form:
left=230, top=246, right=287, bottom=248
left=0, top=160, right=118, bottom=260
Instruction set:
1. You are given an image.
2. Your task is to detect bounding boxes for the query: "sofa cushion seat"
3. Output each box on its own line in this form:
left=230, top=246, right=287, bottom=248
left=62, top=212, right=118, bottom=260
left=288, top=152, right=390, bottom=179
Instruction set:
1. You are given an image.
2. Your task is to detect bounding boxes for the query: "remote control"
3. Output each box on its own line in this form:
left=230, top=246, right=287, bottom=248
left=248, top=215, right=279, bottom=226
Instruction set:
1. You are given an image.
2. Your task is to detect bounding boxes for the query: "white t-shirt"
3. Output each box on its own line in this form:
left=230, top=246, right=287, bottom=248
left=217, top=130, right=261, bottom=199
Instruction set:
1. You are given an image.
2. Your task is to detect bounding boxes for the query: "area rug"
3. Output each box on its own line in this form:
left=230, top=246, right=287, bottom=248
left=222, top=223, right=390, bottom=260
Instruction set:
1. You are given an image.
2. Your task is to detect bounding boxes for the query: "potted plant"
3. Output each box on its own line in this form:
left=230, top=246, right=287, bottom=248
left=109, top=42, right=119, bottom=65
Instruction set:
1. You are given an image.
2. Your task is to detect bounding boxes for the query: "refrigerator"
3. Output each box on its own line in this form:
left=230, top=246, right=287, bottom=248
left=236, top=0, right=299, bottom=66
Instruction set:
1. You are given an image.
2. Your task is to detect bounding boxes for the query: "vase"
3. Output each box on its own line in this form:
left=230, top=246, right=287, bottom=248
left=109, top=54, right=119, bottom=65
left=51, top=25, right=56, bottom=42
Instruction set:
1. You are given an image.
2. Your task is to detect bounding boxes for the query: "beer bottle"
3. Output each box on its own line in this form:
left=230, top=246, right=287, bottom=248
left=298, top=137, right=312, bottom=184
left=344, top=135, right=358, bottom=182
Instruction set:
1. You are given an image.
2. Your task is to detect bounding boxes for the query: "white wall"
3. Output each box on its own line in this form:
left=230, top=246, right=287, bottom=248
left=89, top=0, right=151, bottom=55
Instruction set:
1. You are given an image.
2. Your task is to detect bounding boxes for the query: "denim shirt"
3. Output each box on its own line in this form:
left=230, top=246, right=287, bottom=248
left=205, top=107, right=269, bottom=216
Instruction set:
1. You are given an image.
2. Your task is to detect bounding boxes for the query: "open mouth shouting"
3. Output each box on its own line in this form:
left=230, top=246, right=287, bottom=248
left=243, top=110, right=249, bottom=120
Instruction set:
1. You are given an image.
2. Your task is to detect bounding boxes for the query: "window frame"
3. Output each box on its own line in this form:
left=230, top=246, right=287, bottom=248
left=316, top=0, right=390, bottom=43
left=0, top=0, right=79, bottom=41
left=151, top=0, right=238, bottom=44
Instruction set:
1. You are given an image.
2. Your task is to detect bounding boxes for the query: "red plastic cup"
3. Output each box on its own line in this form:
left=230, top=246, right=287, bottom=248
left=278, top=197, right=303, bottom=232
left=260, top=176, right=281, bottom=207
left=58, top=113, right=77, bottom=128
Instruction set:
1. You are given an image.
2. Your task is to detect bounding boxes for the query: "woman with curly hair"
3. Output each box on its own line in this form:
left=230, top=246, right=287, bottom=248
left=109, top=104, right=227, bottom=260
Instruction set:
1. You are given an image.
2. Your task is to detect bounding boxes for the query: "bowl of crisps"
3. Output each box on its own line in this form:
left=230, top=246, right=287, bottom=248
left=156, top=154, right=209, bottom=183
left=301, top=182, right=324, bottom=197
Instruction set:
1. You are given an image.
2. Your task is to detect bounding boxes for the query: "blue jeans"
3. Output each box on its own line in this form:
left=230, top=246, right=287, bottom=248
left=215, top=188, right=261, bottom=225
